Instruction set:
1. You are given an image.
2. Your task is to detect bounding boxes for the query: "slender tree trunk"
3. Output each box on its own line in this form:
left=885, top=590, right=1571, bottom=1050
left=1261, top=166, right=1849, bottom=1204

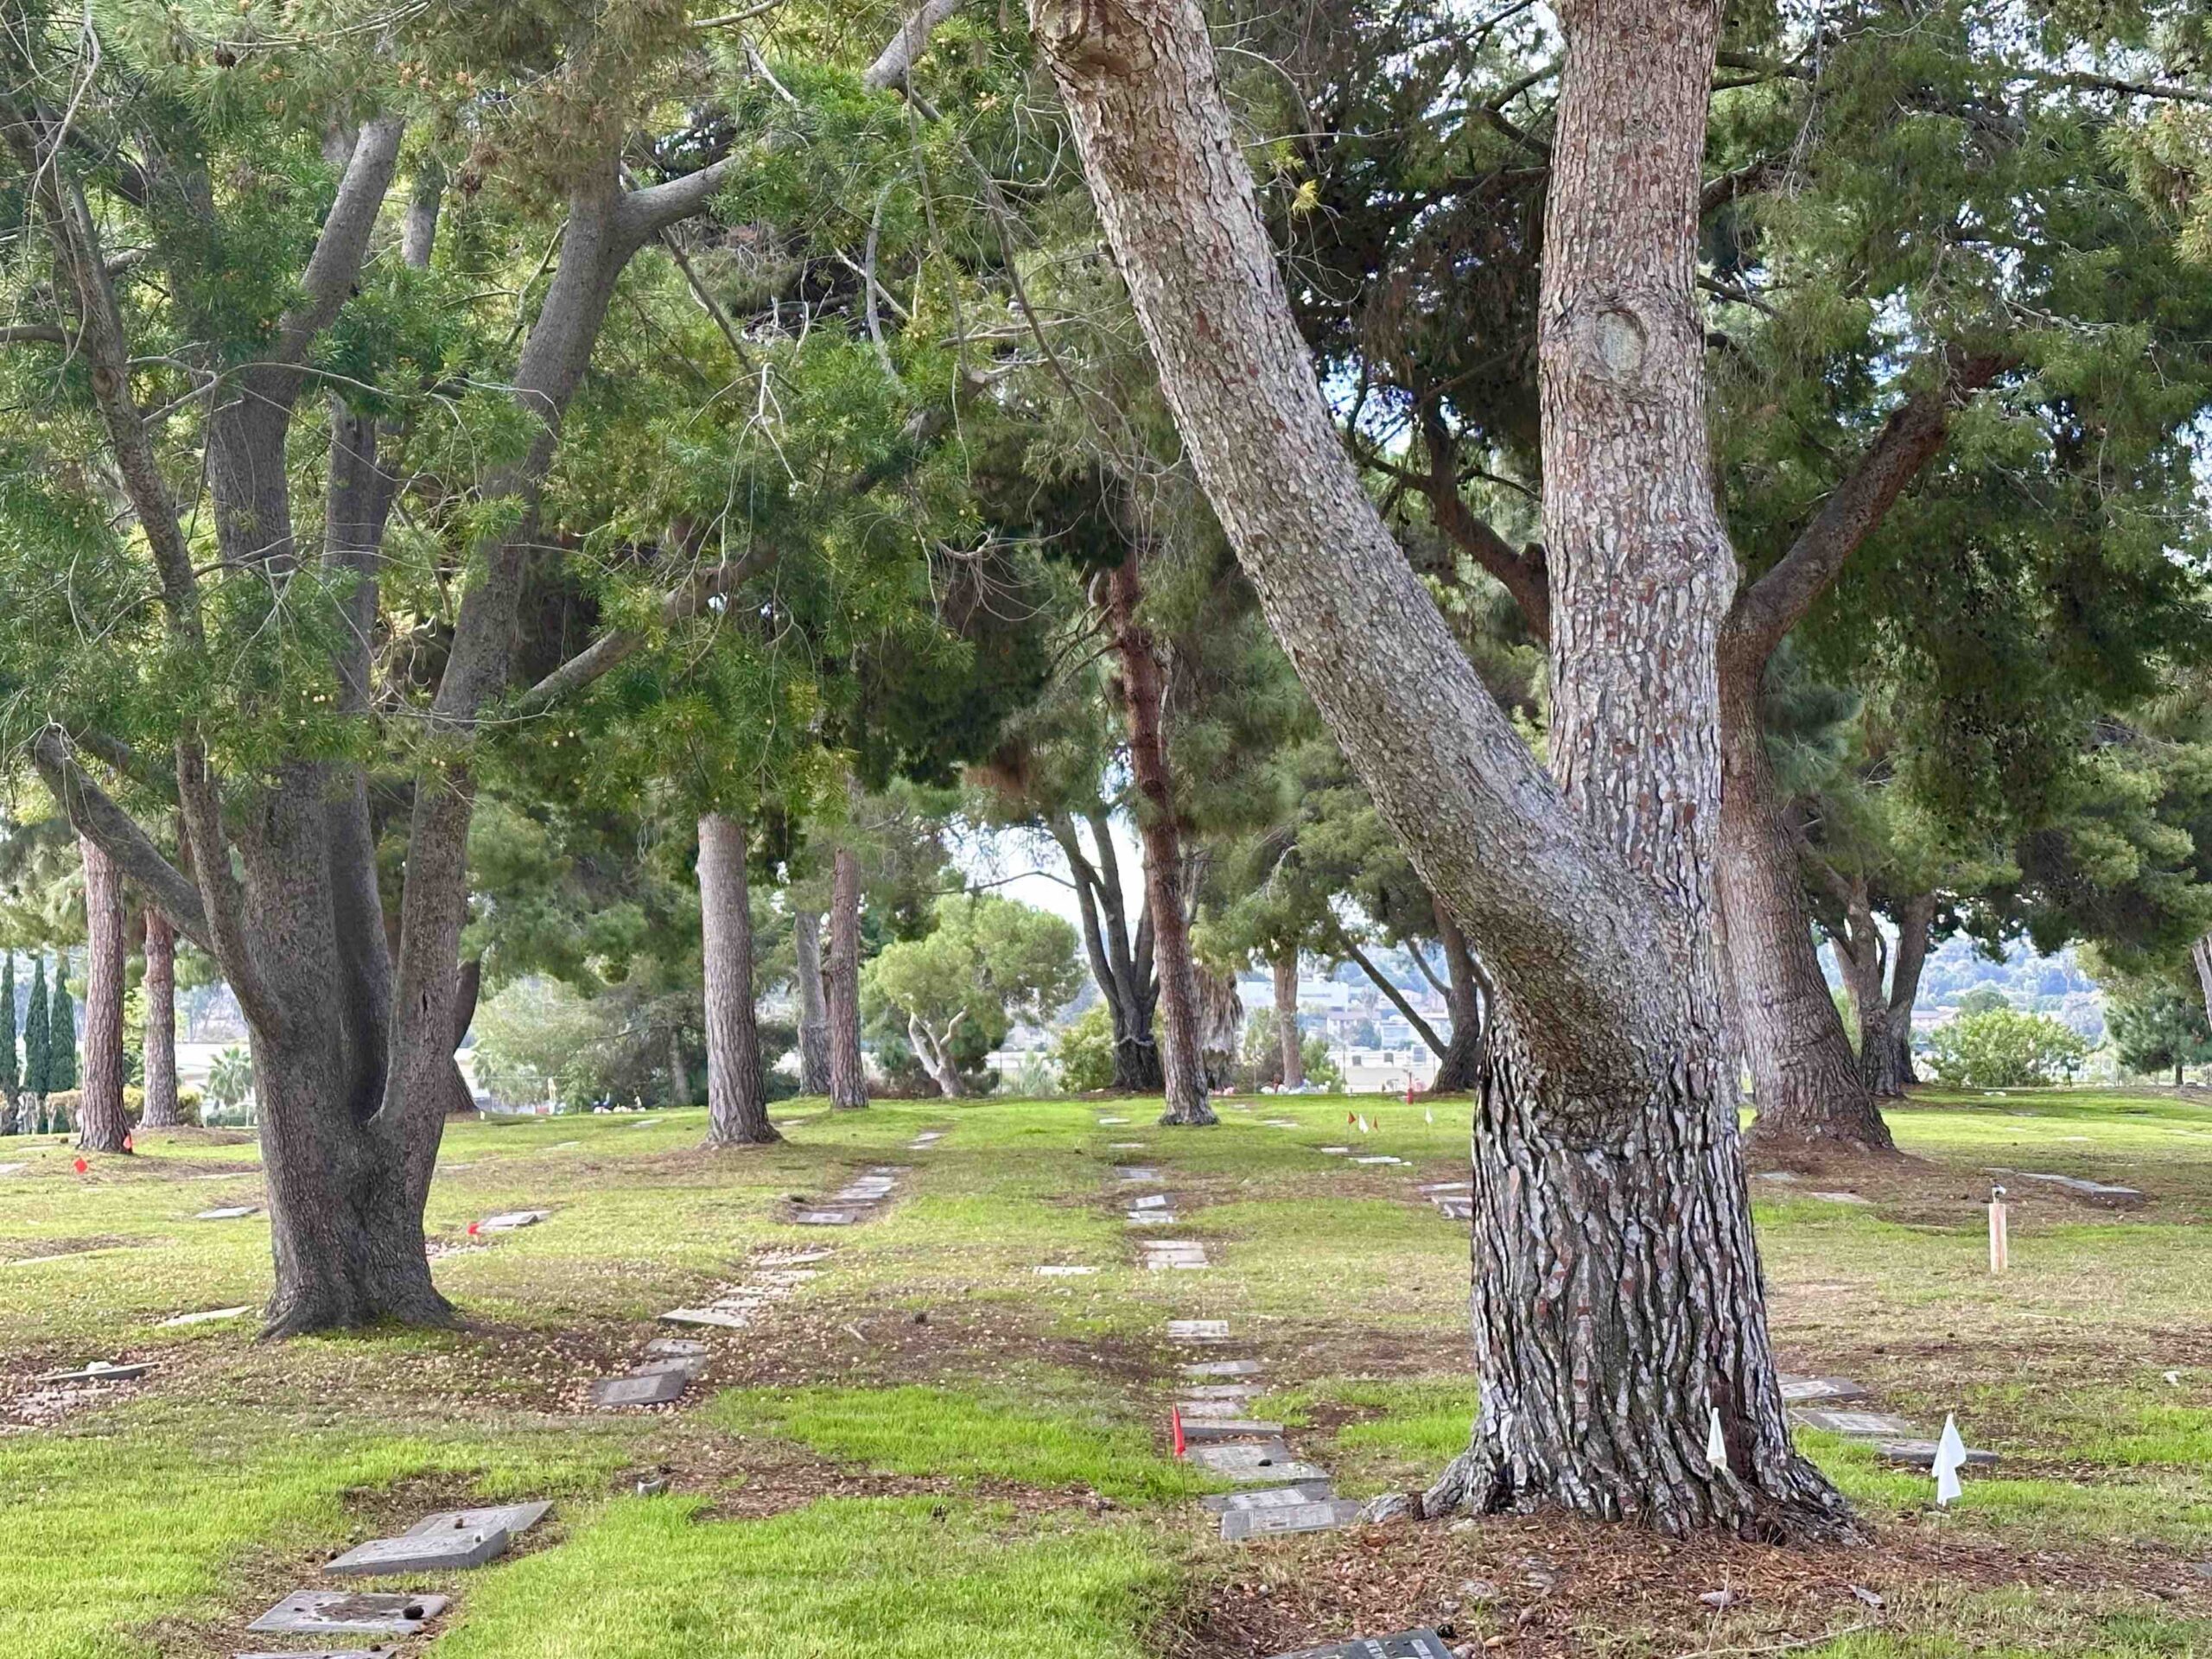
left=75, top=836, right=129, bottom=1153
left=700, top=814, right=779, bottom=1147
left=667, top=1026, right=690, bottom=1106
left=1105, top=550, right=1215, bottom=1127
left=1030, top=0, right=1851, bottom=1537
left=1050, top=813, right=1163, bottom=1092
left=1272, top=952, right=1303, bottom=1087
left=826, top=846, right=868, bottom=1109
left=440, top=955, right=483, bottom=1118
left=792, top=907, right=833, bottom=1095
left=1431, top=901, right=1484, bottom=1092
left=2194, top=934, right=2212, bottom=1036
left=1718, top=664, right=1895, bottom=1156
left=910, top=1013, right=966, bottom=1097
left=140, top=909, right=180, bottom=1128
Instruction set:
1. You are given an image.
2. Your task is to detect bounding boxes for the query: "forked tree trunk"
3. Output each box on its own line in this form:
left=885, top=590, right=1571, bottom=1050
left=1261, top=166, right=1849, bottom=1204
left=1105, top=550, right=1215, bottom=1127
left=1032, top=0, right=1851, bottom=1538
left=1051, top=811, right=1164, bottom=1092
left=1847, top=891, right=1933, bottom=1099
left=826, top=846, right=868, bottom=1109
left=75, top=836, right=130, bottom=1153
left=700, top=814, right=779, bottom=1147
left=792, top=907, right=834, bottom=1095
left=1718, top=664, right=1895, bottom=1157
left=1273, top=953, right=1303, bottom=1088
left=140, top=909, right=180, bottom=1128
left=1431, top=902, right=1484, bottom=1092
left=910, top=1013, right=966, bottom=1097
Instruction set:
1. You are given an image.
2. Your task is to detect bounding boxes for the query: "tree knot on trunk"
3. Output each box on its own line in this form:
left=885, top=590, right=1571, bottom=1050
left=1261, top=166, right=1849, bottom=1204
left=1033, top=0, right=1152, bottom=80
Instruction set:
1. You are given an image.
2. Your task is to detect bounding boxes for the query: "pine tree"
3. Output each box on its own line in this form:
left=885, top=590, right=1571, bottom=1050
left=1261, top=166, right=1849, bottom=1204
left=48, top=959, right=77, bottom=1098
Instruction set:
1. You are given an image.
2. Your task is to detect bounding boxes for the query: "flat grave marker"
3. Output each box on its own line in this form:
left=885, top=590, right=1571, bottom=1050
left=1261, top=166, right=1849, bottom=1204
left=1201, top=1480, right=1334, bottom=1513
left=1318, top=1146, right=1351, bottom=1155
left=1183, top=1357, right=1262, bottom=1377
left=1812, top=1191, right=1872, bottom=1205
left=1874, top=1436, right=1999, bottom=1469
left=1268, top=1631, right=1452, bottom=1659
left=1352, top=1155, right=1404, bottom=1166
left=1097, top=1116, right=1130, bottom=1125
left=247, top=1592, right=449, bottom=1636
left=327, top=1524, right=511, bottom=1576
left=478, top=1210, right=551, bottom=1231
left=1141, top=1244, right=1209, bottom=1271
left=1180, top=1418, right=1284, bottom=1441
left=195, top=1205, right=260, bottom=1220
left=1182, top=1382, right=1262, bottom=1401
left=792, top=1209, right=859, bottom=1226
left=1792, top=1408, right=1913, bottom=1437
left=1107, top=1141, right=1148, bottom=1150
left=1433, top=1198, right=1472, bottom=1220
left=1262, top=1118, right=1300, bottom=1128
left=2017, top=1171, right=2145, bottom=1204
left=659, top=1306, right=753, bottom=1329
left=404, top=1501, right=551, bottom=1540
left=645, top=1338, right=709, bottom=1357
left=35, top=1360, right=152, bottom=1384
left=237, top=1649, right=401, bottom=1658
left=1034, top=1264, right=1099, bottom=1276
left=1118, top=1167, right=1162, bottom=1182
left=1130, top=1193, right=1170, bottom=1210
left=1188, top=1440, right=1327, bottom=1483
left=160, top=1306, right=252, bottom=1327
left=1778, top=1375, right=1869, bottom=1404
left=590, top=1370, right=690, bottom=1408
left=1417, top=1182, right=1471, bottom=1195
left=1166, top=1319, right=1230, bottom=1342
left=0, top=1163, right=24, bottom=1175
left=1221, top=1498, right=1363, bottom=1541
left=1127, top=1211, right=1178, bottom=1226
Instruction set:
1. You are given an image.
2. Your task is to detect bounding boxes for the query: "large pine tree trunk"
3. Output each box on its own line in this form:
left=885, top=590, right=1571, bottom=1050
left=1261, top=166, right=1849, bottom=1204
left=1105, top=551, right=1216, bottom=1127
left=1718, top=662, right=1895, bottom=1156
left=140, top=909, right=180, bottom=1128
left=1273, top=953, right=1303, bottom=1088
left=826, top=847, right=869, bottom=1110
left=792, top=907, right=834, bottom=1095
left=700, top=814, right=779, bottom=1147
left=75, top=836, right=130, bottom=1154
left=1032, top=0, right=1851, bottom=1538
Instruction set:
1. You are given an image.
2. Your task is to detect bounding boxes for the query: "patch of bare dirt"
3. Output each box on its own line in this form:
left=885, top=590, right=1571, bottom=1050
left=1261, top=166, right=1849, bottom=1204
left=1160, top=1509, right=2212, bottom=1659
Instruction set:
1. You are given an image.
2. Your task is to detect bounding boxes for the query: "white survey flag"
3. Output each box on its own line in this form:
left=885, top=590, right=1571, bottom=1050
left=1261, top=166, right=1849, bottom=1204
left=1424, top=1107, right=1434, bottom=1125
left=1933, top=1414, right=1967, bottom=1506
left=1706, top=1407, right=1728, bottom=1471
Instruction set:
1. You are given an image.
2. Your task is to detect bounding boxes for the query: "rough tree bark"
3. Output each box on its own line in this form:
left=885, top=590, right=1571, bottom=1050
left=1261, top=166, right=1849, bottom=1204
left=666, top=1026, right=690, bottom=1107
left=140, top=908, right=180, bottom=1128
left=75, top=836, right=130, bottom=1154
left=792, top=908, right=834, bottom=1095
left=2190, top=933, right=2212, bottom=1043
left=700, top=814, right=779, bottom=1147
left=1050, top=810, right=1162, bottom=1090
left=1272, top=952, right=1303, bottom=1088
left=1104, top=550, right=1215, bottom=1126
left=1718, top=663, right=1896, bottom=1157
left=1030, top=0, right=1852, bottom=1536
left=826, top=847, right=869, bottom=1109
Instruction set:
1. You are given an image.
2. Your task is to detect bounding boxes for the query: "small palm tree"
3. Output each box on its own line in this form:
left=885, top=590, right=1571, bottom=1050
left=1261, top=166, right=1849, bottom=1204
left=207, top=1046, right=255, bottom=1124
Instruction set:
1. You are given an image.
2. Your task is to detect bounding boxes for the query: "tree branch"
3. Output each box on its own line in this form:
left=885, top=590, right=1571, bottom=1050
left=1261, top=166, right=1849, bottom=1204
left=616, top=156, right=742, bottom=247
left=1726, top=355, right=2007, bottom=665
left=276, top=115, right=404, bottom=365
left=1413, top=404, right=1549, bottom=639
left=31, top=728, right=209, bottom=950
left=1341, top=939, right=1447, bottom=1058
left=864, top=0, right=963, bottom=93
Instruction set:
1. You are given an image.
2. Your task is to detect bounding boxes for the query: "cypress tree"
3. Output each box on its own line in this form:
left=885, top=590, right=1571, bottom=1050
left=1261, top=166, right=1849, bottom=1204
left=22, top=954, right=48, bottom=1105
left=0, top=954, right=16, bottom=1129
left=48, top=959, right=77, bottom=1096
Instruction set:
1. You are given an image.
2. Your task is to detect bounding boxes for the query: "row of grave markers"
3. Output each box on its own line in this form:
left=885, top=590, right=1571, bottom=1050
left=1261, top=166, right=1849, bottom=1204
left=1109, top=1131, right=1450, bottom=1657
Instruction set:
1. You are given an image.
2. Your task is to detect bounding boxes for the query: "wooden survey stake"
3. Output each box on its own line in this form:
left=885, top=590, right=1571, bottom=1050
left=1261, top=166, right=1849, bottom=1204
left=1987, top=1188, right=2009, bottom=1274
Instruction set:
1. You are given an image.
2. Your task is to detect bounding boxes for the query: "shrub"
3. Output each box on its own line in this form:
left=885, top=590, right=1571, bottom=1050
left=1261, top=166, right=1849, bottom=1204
left=1926, top=1007, right=2088, bottom=1088
left=1052, top=1005, right=1116, bottom=1093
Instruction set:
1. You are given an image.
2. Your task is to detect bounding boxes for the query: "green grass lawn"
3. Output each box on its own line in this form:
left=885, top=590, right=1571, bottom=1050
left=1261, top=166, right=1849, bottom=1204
left=2, top=1088, right=2209, bottom=1656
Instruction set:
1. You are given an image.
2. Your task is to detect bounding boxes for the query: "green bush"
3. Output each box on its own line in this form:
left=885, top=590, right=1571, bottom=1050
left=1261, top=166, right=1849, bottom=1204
left=1926, top=1007, right=2089, bottom=1088
left=1052, top=1005, right=1115, bottom=1093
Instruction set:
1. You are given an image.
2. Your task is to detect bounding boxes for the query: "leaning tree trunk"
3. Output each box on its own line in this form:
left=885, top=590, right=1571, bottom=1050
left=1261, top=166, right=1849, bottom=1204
left=75, top=836, right=130, bottom=1154
left=792, top=907, right=834, bottom=1095
left=826, top=846, right=868, bottom=1109
left=139, top=909, right=180, bottom=1128
left=1105, top=550, right=1215, bottom=1127
left=700, top=814, right=779, bottom=1147
left=1272, top=952, right=1303, bottom=1088
left=1718, top=662, right=1895, bottom=1156
left=1430, top=901, right=1484, bottom=1092
left=1031, top=0, right=1853, bottom=1538
left=910, top=1013, right=966, bottom=1097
